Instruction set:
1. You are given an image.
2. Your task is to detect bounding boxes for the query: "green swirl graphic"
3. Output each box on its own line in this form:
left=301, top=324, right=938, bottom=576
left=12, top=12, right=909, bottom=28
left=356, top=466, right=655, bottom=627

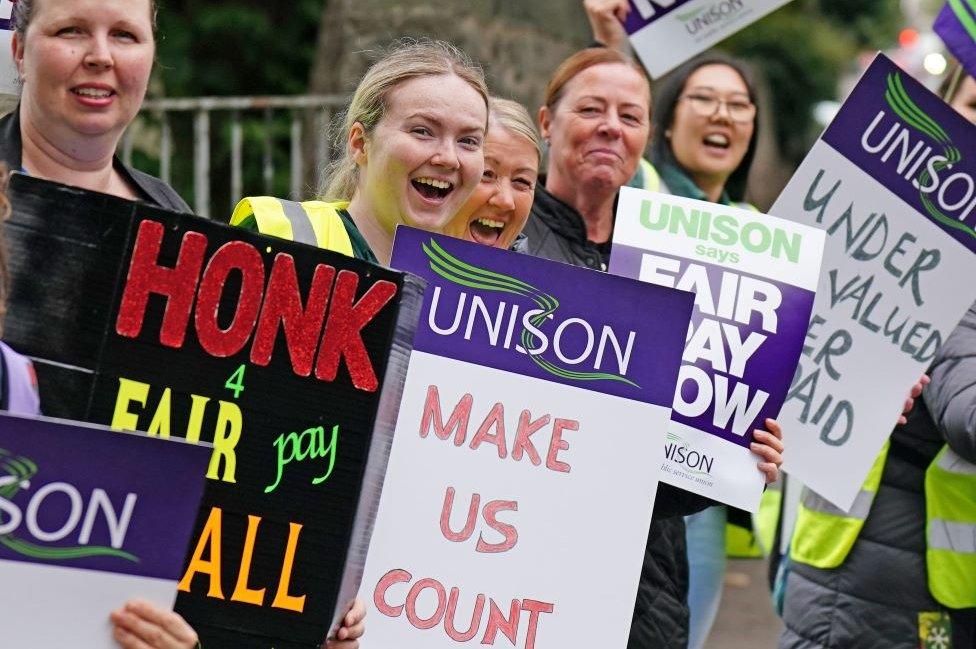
left=423, top=239, right=639, bottom=387
left=0, top=449, right=139, bottom=563
left=883, top=72, right=973, bottom=240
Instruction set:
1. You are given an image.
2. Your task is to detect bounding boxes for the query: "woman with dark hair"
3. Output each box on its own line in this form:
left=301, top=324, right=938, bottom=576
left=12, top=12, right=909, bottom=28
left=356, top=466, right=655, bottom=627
left=648, top=52, right=766, bottom=649
left=649, top=53, right=759, bottom=206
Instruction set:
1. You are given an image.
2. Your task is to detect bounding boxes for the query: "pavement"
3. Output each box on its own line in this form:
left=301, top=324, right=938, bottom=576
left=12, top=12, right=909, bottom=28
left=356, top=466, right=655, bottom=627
left=703, top=558, right=784, bottom=649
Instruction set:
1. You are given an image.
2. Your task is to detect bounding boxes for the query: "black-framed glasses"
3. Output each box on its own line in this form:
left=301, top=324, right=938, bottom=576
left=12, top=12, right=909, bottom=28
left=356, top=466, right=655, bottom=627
left=680, top=93, right=756, bottom=124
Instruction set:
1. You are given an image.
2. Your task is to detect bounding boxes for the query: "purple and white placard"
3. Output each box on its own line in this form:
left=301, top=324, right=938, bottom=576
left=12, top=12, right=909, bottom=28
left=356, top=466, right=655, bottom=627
left=357, top=228, right=693, bottom=649
left=0, top=412, right=210, bottom=647
left=623, top=0, right=793, bottom=78
left=771, top=53, right=976, bottom=510
left=611, top=188, right=824, bottom=511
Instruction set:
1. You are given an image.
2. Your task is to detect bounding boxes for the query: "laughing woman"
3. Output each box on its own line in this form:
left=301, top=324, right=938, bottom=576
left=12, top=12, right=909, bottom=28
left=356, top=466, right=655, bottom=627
left=443, top=97, right=541, bottom=249
left=232, top=40, right=490, bottom=264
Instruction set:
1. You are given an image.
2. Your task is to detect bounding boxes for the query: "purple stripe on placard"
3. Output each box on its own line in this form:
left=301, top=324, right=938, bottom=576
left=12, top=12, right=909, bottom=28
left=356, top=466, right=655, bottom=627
left=821, top=54, right=976, bottom=255
left=935, top=3, right=976, bottom=79
left=0, top=414, right=210, bottom=580
left=624, top=0, right=696, bottom=33
left=390, top=227, right=695, bottom=407
left=610, top=244, right=815, bottom=447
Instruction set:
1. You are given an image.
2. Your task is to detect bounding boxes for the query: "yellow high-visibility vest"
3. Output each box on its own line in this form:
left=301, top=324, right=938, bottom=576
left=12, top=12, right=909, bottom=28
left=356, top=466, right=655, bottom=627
left=792, top=442, right=976, bottom=608
left=230, top=196, right=354, bottom=257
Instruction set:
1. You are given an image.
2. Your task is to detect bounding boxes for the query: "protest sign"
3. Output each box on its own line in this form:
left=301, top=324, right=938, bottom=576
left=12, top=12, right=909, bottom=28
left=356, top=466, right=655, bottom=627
left=0, top=1, right=17, bottom=96
left=356, top=228, right=694, bottom=649
left=935, top=1, right=976, bottom=79
left=2, top=174, right=423, bottom=647
left=623, top=0, right=793, bottom=78
left=0, top=412, right=209, bottom=647
left=610, top=188, right=824, bottom=511
left=770, top=53, right=976, bottom=510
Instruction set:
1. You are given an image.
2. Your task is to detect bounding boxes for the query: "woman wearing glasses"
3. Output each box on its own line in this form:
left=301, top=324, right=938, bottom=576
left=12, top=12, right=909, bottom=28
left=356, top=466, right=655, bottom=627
left=649, top=53, right=765, bottom=649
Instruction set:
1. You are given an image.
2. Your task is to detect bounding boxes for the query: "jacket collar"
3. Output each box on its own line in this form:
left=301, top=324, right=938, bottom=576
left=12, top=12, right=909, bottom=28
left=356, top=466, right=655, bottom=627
left=531, top=183, right=590, bottom=245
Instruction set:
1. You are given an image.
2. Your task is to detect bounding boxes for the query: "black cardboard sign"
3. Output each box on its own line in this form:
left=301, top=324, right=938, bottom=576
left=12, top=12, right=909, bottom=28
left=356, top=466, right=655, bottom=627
left=4, top=174, right=422, bottom=647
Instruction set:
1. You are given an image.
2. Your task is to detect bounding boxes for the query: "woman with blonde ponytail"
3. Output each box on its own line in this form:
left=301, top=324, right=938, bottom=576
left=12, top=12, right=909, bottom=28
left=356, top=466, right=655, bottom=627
left=233, top=40, right=490, bottom=265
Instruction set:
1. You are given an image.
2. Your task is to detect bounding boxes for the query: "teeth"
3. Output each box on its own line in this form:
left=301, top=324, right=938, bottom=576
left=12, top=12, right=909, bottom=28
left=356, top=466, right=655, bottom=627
left=75, top=88, right=112, bottom=98
left=415, top=177, right=451, bottom=190
left=475, top=218, right=504, bottom=230
left=704, top=134, right=729, bottom=146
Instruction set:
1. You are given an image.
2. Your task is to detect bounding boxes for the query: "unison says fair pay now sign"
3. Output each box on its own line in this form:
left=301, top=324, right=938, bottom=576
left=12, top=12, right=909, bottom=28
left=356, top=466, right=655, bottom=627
left=624, top=0, right=793, bottom=78
left=358, top=228, right=694, bottom=649
left=611, top=188, right=824, bottom=511
left=771, top=53, right=976, bottom=511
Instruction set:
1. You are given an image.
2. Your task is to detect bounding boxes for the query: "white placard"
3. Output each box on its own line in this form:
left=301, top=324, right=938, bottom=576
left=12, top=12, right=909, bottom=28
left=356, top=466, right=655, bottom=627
left=624, top=0, right=794, bottom=78
left=770, top=55, right=976, bottom=510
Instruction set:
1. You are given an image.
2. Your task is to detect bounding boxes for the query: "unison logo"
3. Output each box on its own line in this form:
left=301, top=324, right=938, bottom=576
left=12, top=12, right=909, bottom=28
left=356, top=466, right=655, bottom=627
left=663, top=432, right=715, bottom=476
left=861, top=72, right=976, bottom=237
left=676, top=0, right=746, bottom=35
left=423, top=239, right=639, bottom=387
left=0, top=449, right=138, bottom=562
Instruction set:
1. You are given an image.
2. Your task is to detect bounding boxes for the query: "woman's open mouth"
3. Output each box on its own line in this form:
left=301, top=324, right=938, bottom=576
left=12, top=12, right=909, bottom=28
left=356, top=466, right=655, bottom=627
left=411, top=177, right=454, bottom=203
left=703, top=133, right=731, bottom=152
left=468, top=217, right=505, bottom=247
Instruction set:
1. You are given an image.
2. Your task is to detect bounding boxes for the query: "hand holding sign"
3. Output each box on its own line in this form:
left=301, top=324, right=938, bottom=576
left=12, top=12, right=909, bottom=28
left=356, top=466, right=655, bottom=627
left=111, top=600, right=199, bottom=649
left=584, top=0, right=631, bottom=49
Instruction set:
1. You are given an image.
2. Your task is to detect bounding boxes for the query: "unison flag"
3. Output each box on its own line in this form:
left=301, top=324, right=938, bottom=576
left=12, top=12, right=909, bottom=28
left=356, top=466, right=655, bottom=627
left=935, top=1, right=976, bottom=78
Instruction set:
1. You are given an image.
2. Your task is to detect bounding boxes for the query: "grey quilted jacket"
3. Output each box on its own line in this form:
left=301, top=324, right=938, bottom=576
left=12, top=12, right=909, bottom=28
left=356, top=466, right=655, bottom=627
left=779, top=305, right=976, bottom=649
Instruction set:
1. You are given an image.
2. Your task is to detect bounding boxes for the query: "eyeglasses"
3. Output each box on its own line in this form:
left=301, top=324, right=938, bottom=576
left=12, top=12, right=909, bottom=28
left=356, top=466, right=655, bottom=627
left=680, top=93, right=756, bottom=124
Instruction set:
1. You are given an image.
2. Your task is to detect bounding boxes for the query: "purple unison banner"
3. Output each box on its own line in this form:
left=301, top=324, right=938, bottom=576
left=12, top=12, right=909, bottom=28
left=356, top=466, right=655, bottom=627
left=611, top=188, right=824, bottom=511
left=623, top=0, right=793, bottom=78
left=356, top=228, right=694, bottom=649
left=400, top=228, right=692, bottom=407
left=935, top=1, right=976, bottom=79
left=0, top=412, right=210, bottom=647
left=770, top=53, right=976, bottom=510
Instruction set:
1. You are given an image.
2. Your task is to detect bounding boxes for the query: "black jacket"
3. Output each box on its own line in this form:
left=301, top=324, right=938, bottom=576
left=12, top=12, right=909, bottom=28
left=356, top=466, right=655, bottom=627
left=780, top=305, right=976, bottom=649
left=522, top=184, right=606, bottom=270
left=524, top=182, right=712, bottom=649
left=0, top=109, right=190, bottom=213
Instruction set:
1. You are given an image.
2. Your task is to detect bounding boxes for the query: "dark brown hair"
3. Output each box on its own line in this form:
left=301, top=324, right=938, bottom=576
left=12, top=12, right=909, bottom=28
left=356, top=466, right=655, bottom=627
left=650, top=52, right=760, bottom=202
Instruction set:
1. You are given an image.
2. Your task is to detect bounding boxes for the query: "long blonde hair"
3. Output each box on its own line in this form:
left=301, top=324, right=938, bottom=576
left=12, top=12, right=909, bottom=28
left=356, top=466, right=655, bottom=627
left=321, top=39, right=489, bottom=201
left=488, top=97, right=542, bottom=162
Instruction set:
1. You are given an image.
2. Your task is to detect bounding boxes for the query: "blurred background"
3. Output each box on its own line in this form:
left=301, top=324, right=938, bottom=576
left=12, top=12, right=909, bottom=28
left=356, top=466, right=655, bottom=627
left=130, top=0, right=956, bottom=222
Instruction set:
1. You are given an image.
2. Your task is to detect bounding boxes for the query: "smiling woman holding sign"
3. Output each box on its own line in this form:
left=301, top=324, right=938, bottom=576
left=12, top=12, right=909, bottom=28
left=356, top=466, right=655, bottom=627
left=231, top=40, right=490, bottom=265
left=3, top=0, right=366, bottom=646
left=518, top=37, right=785, bottom=647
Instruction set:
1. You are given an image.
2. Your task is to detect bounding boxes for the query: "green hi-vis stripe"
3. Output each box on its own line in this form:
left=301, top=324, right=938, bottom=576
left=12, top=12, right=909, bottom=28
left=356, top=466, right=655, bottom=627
left=950, top=0, right=976, bottom=42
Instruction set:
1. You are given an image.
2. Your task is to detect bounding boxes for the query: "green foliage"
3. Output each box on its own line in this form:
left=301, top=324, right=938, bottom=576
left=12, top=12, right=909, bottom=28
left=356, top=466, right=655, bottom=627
left=724, top=0, right=904, bottom=166
left=154, top=0, right=324, bottom=96
left=144, top=1, right=326, bottom=214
